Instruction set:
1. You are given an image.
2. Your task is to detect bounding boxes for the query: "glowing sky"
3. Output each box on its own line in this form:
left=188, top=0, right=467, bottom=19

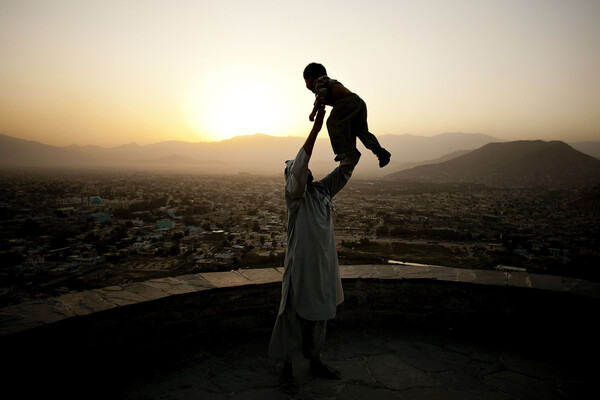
left=1, top=0, right=599, bottom=147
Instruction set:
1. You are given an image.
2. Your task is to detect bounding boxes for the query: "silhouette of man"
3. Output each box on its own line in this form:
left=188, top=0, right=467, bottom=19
left=268, top=108, right=360, bottom=394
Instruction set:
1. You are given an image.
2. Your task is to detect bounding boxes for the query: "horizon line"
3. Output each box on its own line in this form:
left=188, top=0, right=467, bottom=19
left=2, top=131, right=598, bottom=149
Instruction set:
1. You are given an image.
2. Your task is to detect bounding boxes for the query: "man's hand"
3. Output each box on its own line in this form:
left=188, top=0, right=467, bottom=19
left=309, top=104, right=324, bottom=122
left=304, top=108, right=326, bottom=155
left=312, top=108, right=326, bottom=133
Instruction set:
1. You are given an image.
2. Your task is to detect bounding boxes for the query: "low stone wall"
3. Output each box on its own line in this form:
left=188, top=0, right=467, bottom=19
left=2, top=264, right=599, bottom=392
left=3, top=264, right=599, bottom=338
left=0, top=265, right=600, bottom=398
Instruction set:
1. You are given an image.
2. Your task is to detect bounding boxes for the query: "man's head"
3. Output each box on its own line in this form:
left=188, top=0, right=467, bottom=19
left=303, top=62, right=327, bottom=91
left=284, top=160, right=313, bottom=185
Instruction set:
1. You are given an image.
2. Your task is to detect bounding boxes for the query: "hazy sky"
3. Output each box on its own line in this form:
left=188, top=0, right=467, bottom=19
left=1, top=0, right=599, bottom=147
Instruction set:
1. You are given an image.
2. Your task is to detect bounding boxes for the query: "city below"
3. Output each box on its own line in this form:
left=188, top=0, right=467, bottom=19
left=1, top=168, right=599, bottom=307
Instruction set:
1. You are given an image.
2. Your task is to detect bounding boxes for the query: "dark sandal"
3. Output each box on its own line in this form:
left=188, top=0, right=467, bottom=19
left=310, top=361, right=342, bottom=380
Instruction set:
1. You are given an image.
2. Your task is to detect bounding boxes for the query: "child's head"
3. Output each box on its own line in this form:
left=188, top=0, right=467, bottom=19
left=303, top=63, right=327, bottom=90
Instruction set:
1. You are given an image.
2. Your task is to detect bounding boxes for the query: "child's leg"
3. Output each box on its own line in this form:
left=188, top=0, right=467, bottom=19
left=357, top=130, right=383, bottom=153
left=352, top=98, right=382, bottom=152
left=326, top=102, right=359, bottom=161
left=353, top=98, right=391, bottom=167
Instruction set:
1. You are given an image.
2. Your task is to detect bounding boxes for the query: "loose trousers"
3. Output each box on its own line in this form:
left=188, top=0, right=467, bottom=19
left=326, top=93, right=384, bottom=160
left=268, top=284, right=327, bottom=363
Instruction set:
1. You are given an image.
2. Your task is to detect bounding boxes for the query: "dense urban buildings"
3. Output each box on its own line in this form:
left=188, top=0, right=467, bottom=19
left=1, top=169, right=598, bottom=306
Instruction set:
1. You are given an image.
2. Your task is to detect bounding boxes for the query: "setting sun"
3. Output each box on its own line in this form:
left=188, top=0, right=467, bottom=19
left=185, top=68, right=291, bottom=142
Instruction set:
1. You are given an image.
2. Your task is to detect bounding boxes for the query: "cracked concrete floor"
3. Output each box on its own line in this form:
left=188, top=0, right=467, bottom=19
left=121, top=321, right=594, bottom=400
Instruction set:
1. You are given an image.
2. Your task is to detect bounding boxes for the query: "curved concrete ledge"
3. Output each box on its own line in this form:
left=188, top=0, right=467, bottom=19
left=1, top=264, right=599, bottom=337
left=3, top=264, right=600, bottom=399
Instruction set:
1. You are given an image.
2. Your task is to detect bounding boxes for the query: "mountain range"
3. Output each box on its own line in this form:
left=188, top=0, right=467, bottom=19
left=1, top=132, right=599, bottom=188
left=0, top=132, right=504, bottom=176
left=385, top=140, right=600, bottom=189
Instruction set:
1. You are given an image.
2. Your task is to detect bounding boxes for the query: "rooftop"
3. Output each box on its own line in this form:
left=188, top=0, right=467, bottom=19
left=2, top=264, right=599, bottom=399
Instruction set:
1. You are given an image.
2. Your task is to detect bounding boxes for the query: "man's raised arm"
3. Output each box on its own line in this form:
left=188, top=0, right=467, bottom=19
left=286, top=109, right=326, bottom=199
left=303, top=108, right=325, bottom=156
left=320, top=150, right=361, bottom=199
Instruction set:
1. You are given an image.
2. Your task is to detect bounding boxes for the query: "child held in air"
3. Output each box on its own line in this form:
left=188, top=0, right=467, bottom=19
left=304, top=62, right=391, bottom=167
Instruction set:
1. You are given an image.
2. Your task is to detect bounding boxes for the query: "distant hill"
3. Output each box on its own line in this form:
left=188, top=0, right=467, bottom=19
left=384, top=140, right=600, bottom=189
left=1, top=133, right=598, bottom=181
left=571, top=141, right=600, bottom=160
left=375, top=132, right=503, bottom=162
left=0, top=134, right=97, bottom=168
left=0, top=132, right=502, bottom=177
left=390, top=149, right=473, bottom=172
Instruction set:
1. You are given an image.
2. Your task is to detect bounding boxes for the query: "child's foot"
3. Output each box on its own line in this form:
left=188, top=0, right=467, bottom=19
left=377, top=149, right=391, bottom=168
left=334, top=149, right=358, bottom=162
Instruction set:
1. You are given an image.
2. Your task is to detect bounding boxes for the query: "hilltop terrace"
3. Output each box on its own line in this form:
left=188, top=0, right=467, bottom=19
left=2, top=263, right=599, bottom=399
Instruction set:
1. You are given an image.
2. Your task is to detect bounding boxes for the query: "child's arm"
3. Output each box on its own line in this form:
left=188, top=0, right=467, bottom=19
left=309, top=77, right=328, bottom=121
left=309, top=103, right=324, bottom=122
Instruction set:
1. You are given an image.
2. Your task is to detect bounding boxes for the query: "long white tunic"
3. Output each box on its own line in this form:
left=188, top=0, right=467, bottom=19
left=277, top=147, right=360, bottom=321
